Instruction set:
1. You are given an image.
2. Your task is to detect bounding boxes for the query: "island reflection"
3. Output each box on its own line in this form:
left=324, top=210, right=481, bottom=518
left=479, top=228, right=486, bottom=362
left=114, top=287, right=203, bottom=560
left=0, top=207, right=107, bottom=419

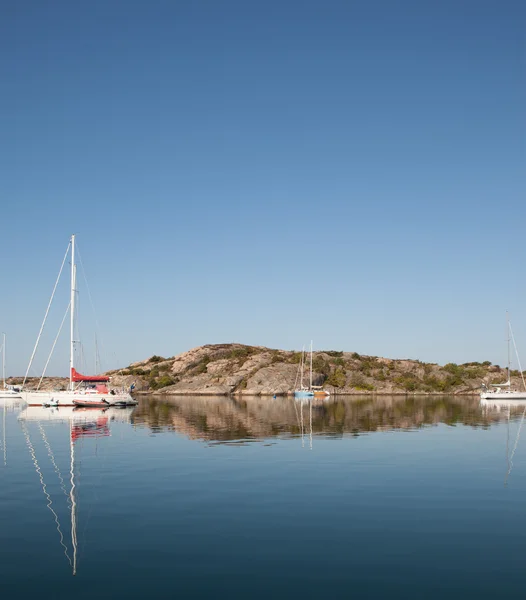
left=130, top=395, right=519, bottom=443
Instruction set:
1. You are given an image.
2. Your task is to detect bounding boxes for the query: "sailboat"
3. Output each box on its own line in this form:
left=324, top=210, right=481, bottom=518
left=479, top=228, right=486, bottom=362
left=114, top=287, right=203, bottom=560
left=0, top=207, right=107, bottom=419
left=294, top=344, right=314, bottom=399
left=19, top=235, right=137, bottom=407
left=480, top=313, right=526, bottom=400
left=294, top=342, right=330, bottom=399
left=0, top=333, right=22, bottom=398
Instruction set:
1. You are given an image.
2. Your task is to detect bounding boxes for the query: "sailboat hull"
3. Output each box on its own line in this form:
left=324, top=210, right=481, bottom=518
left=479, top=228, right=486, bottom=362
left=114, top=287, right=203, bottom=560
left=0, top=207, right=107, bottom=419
left=480, top=391, right=526, bottom=400
left=0, top=390, right=22, bottom=399
left=20, top=390, right=137, bottom=407
left=294, top=390, right=314, bottom=399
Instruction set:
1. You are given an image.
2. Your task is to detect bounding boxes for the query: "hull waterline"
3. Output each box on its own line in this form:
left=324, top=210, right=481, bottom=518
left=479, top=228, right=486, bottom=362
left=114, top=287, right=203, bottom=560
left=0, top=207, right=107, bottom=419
left=480, top=391, right=526, bottom=400
left=20, top=390, right=137, bottom=407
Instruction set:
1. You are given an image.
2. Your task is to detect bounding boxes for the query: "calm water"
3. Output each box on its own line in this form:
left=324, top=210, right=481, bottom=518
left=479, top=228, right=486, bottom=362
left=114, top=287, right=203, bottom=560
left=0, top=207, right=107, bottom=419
left=1, top=394, right=525, bottom=599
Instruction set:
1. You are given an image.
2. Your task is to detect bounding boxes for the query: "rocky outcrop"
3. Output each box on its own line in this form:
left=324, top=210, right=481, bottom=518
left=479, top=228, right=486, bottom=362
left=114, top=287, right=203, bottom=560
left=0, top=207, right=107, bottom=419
left=108, top=344, right=512, bottom=396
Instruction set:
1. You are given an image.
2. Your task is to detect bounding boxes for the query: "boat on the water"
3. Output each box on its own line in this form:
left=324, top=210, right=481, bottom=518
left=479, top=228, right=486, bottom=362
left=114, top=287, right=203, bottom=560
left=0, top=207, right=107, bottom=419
left=481, top=313, right=526, bottom=400
left=312, top=386, right=330, bottom=398
left=0, top=333, right=22, bottom=399
left=19, top=235, right=137, bottom=407
left=72, top=398, right=111, bottom=408
left=293, top=342, right=330, bottom=399
left=294, top=344, right=314, bottom=399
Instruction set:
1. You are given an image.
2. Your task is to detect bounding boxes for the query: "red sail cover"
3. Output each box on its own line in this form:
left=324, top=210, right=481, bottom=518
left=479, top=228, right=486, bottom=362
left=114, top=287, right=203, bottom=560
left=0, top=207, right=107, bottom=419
left=71, top=417, right=110, bottom=441
left=71, top=367, right=110, bottom=382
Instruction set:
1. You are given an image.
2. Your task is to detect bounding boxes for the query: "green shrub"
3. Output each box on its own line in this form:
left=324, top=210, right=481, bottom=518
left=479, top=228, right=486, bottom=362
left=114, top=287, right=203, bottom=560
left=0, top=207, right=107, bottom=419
left=270, top=351, right=282, bottom=364
left=157, top=375, right=175, bottom=389
left=394, top=374, right=420, bottom=391
left=193, top=355, right=211, bottom=374
left=350, top=374, right=374, bottom=391
left=229, top=347, right=253, bottom=359
left=423, top=375, right=450, bottom=392
left=313, top=356, right=330, bottom=376
left=327, top=367, right=346, bottom=388
left=149, top=355, right=165, bottom=363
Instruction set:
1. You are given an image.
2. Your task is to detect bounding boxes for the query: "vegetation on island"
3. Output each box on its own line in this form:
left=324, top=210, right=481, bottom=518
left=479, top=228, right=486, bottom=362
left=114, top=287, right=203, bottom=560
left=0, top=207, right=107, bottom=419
left=104, top=344, right=517, bottom=396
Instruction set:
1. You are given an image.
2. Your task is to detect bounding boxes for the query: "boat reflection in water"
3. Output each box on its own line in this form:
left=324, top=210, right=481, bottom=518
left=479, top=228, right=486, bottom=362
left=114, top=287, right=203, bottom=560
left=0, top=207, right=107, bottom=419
left=1, top=397, right=23, bottom=467
left=17, top=406, right=135, bottom=575
left=480, top=398, right=526, bottom=485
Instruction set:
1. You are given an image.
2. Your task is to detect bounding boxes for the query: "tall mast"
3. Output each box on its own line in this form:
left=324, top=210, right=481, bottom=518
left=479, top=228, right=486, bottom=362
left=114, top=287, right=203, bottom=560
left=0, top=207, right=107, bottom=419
left=2, top=332, right=5, bottom=389
left=309, top=340, right=313, bottom=390
left=69, top=235, right=76, bottom=391
left=507, top=310, right=511, bottom=385
left=300, top=346, right=305, bottom=389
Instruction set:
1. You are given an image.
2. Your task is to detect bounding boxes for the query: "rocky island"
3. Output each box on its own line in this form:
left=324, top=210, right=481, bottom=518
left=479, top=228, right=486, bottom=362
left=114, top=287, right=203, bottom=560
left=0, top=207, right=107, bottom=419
left=12, top=343, right=519, bottom=396
left=105, top=343, right=517, bottom=396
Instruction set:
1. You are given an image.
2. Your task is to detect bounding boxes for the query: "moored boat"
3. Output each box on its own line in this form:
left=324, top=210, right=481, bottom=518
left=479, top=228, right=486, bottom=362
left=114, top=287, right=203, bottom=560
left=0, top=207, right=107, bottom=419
left=480, top=313, right=526, bottom=400
left=294, top=342, right=329, bottom=399
left=19, top=235, right=137, bottom=407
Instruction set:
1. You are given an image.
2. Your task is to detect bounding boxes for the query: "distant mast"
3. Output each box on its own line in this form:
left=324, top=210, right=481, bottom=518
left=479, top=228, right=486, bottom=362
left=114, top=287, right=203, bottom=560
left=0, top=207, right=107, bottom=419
left=2, top=333, right=5, bottom=389
left=309, top=340, right=313, bottom=390
left=300, top=346, right=305, bottom=390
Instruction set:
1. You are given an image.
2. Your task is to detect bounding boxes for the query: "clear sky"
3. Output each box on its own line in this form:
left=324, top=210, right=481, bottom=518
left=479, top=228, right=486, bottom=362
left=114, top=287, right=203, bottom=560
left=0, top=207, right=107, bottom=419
left=1, top=0, right=525, bottom=376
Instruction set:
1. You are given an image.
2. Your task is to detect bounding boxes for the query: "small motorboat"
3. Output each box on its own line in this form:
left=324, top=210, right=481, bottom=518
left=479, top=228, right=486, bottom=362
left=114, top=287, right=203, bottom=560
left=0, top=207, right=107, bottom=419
left=110, top=398, right=139, bottom=407
left=73, top=399, right=110, bottom=408
left=43, top=398, right=59, bottom=407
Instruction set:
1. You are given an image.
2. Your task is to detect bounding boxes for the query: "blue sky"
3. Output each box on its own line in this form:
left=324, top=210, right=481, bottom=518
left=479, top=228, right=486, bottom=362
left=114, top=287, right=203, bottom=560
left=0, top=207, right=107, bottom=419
left=1, top=0, right=525, bottom=376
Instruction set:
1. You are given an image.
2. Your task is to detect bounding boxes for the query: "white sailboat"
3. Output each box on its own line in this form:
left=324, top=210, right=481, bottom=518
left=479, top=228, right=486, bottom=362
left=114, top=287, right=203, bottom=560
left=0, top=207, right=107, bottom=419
left=481, top=313, right=526, bottom=400
left=0, top=333, right=22, bottom=398
left=19, top=235, right=136, bottom=407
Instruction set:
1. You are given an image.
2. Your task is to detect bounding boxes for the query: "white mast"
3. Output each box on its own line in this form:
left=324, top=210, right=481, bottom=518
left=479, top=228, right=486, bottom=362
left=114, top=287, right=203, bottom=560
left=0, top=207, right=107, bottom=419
left=69, top=235, right=76, bottom=391
left=2, top=333, right=5, bottom=390
left=309, top=340, right=313, bottom=391
left=300, top=346, right=305, bottom=390
left=507, top=311, right=511, bottom=386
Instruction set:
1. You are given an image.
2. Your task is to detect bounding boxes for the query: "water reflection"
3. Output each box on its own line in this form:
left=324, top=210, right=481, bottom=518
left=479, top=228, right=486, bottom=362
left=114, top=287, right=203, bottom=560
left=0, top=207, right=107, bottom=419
left=131, top=394, right=514, bottom=444
left=14, top=406, right=135, bottom=575
left=3, top=395, right=526, bottom=596
left=481, top=398, right=526, bottom=485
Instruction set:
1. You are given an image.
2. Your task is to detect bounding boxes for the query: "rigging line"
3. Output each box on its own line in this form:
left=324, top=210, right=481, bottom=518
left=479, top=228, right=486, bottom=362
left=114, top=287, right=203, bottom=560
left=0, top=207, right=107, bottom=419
left=23, top=241, right=71, bottom=388
left=509, top=322, right=526, bottom=392
left=76, top=246, right=107, bottom=372
left=37, top=422, right=72, bottom=507
left=21, top=421, right=73, bottom=567
left=37, top=302, right=71, bottom=391
left=505, top=404, right=526, bottom=485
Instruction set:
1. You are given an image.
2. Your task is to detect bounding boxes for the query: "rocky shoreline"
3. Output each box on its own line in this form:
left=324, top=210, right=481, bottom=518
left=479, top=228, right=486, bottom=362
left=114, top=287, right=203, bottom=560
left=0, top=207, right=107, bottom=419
left=10, top=343, right=516, bottom=397
left=107, top=343, right=512, bottom=397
